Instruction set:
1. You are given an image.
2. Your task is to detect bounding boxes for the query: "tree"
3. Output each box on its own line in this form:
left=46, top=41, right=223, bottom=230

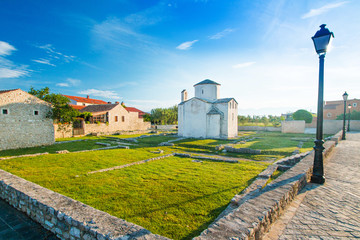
left=28, top=87, right=80, bottom=123
left=150, top=105, right=178, bottom=125
left=336, top=110, right=360, bottom=120
left=292, top=109, right=313, bottom=123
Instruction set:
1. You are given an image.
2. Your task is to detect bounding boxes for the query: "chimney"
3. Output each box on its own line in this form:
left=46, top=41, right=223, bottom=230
left=108, top=101, right=112, bottom=104
left=115, top=101, right=119, bottom=104
left=181, top=89, right=188, bottom=102
left=87, top=95, right=89, bottom=99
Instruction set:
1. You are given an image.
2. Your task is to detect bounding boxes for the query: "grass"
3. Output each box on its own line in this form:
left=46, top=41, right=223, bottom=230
left=0, top=155, right=268, bottom=239
left=0, top=130, right=330, bottom=239
left=0, top=140, right=115, bottom=157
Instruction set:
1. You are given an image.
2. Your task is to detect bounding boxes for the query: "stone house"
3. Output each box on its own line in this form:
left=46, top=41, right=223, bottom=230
left=79, top=102, right=150, bottom=135
left=324, top=98, right=360, bottom=120
left=178, top=79, right=238, bottom=139
left=125, top=107, right=147, bottom=118
left=0, top=89, right=54, bottom=150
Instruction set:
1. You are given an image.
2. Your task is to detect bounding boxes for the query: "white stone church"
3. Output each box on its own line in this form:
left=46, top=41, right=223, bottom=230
left=178, top=79, right=238, bottom=139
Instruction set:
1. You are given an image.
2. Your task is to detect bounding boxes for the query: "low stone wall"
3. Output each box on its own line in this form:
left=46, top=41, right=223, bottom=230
left=306, top=120, right=360, bottom=134
left=281, top=120, right=305, bottom=133
left=84, top=122, right=151, bottom=136
left=0, top=170, right=168, bottom=240
left=54, top=124, right=73, bottom=139
left=238, top=126, right=281, bottom=132
left=154, top=125, right=178, bottom=130
left=195, top=130, right=342, bottom=239
left=224, top=146, right=261, bottom=154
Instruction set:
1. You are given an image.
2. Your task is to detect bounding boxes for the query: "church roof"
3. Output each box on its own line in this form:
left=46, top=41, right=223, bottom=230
left=178, top=97, right=237, bottom=105
left=207, top=107, right=223, bottom=115
left=214, top=98, right=237, bottom=104
left=194, top=79, right=220, bottom=86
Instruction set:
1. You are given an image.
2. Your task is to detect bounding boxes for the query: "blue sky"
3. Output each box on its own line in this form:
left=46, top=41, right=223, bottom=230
left=1, top=0, right=359, bottom=115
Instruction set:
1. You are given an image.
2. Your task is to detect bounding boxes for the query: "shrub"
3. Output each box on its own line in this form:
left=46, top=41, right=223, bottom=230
left=292, top=109, right=313, bottom=123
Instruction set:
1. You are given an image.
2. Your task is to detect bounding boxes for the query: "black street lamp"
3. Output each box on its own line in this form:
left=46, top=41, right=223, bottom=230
left=310, top=24, right=334, bottom=184
left=348, top=104, right=352, bottom=131
left=342, top=92, right=348, bottom=140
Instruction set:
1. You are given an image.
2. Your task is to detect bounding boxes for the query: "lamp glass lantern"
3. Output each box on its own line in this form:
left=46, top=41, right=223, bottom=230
left=312, top=24, right=334, bottom=54
left=343, top=91, right=348, bottom=101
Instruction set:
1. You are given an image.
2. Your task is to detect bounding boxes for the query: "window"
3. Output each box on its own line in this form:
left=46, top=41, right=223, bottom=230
left=327, top=113, right=332, bottom=118
left=202, top=89, right=204, bottom=94
left=115, top=116, right=118, bottom=122
left=34, top=110, right=39, bottom=115
left=122, top=116, right=125, bottom=122
left=353, top=103, right=358, bottom=108
left=2, top=109, right=8, bottom=115
left=93, top=114, right=106, bottom=123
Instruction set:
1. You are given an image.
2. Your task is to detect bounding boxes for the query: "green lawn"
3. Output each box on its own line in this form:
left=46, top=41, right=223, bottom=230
left=0, top=155, right=268, bottom=239
left=0, top=130, right=328, bottom=239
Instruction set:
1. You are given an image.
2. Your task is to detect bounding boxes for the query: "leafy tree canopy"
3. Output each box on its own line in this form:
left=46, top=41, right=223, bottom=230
left=292, top=109, right=313, bottom=123
left=151, top=105, right=178, bottom=125
left=336, top=110, right=360, bottom=120
left=28, top=87, right=80, bottom=123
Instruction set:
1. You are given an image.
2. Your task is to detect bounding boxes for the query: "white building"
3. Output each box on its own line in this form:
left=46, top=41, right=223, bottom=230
left=178, top=79, right=238, bottom=139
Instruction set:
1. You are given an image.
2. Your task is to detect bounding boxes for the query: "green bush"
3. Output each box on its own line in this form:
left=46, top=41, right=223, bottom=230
left=292, top=109, right=313, bottom=123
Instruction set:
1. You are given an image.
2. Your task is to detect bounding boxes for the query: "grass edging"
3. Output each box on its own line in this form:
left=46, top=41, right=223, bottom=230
left=194, top=131, right=342, bottom=240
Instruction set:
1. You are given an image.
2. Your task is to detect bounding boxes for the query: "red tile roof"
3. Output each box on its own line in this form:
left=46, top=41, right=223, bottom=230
left=125, top=107, right=147, bottom=118
left=70, top=105, right=86, bottom=110
left=63, top=95, right=107, bottom=105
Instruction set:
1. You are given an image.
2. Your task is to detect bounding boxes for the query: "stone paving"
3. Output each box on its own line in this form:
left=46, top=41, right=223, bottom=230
left=264, top=132, right=360, bottom=240
left=0, top=199, right=57, bottom=240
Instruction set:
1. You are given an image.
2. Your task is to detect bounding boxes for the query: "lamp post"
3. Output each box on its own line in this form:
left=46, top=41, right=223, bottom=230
left=342, top=92, right=348, bottom=140
left=310, top=24, right=334, bottom=184
left=348, top=104, right=352, bottom=131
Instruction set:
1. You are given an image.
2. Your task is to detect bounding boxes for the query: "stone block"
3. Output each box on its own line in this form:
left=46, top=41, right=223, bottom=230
left=70, top=227, right=81, bottom=238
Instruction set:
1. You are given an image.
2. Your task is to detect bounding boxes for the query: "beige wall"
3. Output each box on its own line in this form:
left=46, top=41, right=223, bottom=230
left=54, top=124, right=73, bottom=139
left=0, top=89, right=54, bottom=150
left=85, top=105, right=150, bottom=135
left=281, top=120, right=305, bottom=133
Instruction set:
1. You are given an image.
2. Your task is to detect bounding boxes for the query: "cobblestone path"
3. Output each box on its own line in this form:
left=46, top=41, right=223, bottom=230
left=264, top=132, right=360, bottom=239
left=0, top=199, right=57, bottom=240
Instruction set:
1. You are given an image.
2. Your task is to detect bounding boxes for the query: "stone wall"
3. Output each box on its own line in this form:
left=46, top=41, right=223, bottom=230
left=0, top=169, right=168, bottom=240
left=84, top=121, right=150, bottom=136
left=306, top=120, right=360, bottom=134
left=323, top=120, right=360, bottom=134
left=238, top=126, right=281, bottom=132
left=281, top=120, right=305, bottom=133
left=154, top=125, right=178, bottom=130
left=0, top=89, right=54, bottom=150
left=54, top=124, right=73, bottom=139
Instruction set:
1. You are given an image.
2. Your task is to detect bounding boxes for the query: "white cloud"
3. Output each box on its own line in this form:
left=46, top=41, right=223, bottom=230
left=176, top=40, right=198, bottom=50
left=56, top=83, right=70, bottom=87
left=0, top=41, right=16, bottom=56
left=0, top=57, right=29, bottom=79
left=36, top=44, right=75, bottom=63
left=92, top=17, right=147, bottom=48
left=78, top=89, right=121, bottom=100
left=56, top=78, right=81, bottom=87
left=302, top=2, right=348, bottom=19
left=232, top=62, right=256, bottom=68
left=209, top=28, right=235, bottom=40
left=32, top=58, right=56, bottom=66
